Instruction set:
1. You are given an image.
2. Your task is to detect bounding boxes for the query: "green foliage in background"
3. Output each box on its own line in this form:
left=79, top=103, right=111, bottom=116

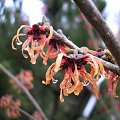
left=2, top=1, right=120, bottom=120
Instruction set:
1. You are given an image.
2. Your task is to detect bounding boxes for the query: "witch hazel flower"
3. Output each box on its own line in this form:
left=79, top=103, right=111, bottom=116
left=12, top=23, right=53, bottom=64
left=42, top=52, right=104, bottom=102
left=43, top=37, right=70, bottom=65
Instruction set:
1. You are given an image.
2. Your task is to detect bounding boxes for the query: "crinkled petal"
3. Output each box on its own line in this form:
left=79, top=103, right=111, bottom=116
left=60, top=89, right=64, bottom=102
left=30, top=52, right=39, bottom=64
left=22, top=36, right=33, bottom=50
left=72, top=64, right=83, bottom=95
left=43, top=45, right=54, bottom=65
left=43, top=63, right=56, bottom=85
left=88, top=57, right=99, bottom=78
left=95, top=58, right=105, bottom=75
left=80, top=69, right=99, bottom=98
left=60, top=69, right=71, bottom=89
left=54, top=53, right=65, bottom=72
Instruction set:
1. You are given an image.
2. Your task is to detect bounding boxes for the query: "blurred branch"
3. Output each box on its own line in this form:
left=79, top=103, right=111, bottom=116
left=73, top=0, right=120, bottom=68
left=41, top=16, right=120, bottom=75
left=0, top=64, right=48, bottom=120
left=81, top=13, right=98, bottom=50
left=17, top=107, right=37, bottom=120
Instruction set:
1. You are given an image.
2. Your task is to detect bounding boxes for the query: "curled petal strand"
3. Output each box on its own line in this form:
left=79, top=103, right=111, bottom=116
left=47, top=26, right=53, bottom=40
left=80, top=70, right=99, bottom=98
left=95, top=58, right=105, bottom=75
left=43, top=63, right=56, bottom=85
left=22, top=47, right=29, bottom=58
left=54, top=53, right=65, bottom=72
left=30, top=52, right=39, bottom=64
left=72, top=64, right=83, bottom=95
left=12, top=34, right=25, bottom=50
left=60, top=69, right=70, bottom=89
left=89, top=57, right=99, bottom=78
left=60, top=89, right=64, bottom=102
left=63, top=89, right=68, bottom=96
left=16, top=25, right=31, bottom=43
left=22, top=36, right=32, bottom=50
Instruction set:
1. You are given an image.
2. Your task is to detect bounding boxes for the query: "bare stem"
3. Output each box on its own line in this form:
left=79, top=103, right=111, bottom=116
left=0, top=64, right=48, bottom=120
left=17, top=107, right=37, bottom=120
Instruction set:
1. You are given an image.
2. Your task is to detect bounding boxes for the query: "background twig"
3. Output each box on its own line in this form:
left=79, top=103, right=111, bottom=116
left=0, top=64, right=48, bottom=120
left=17, top=107, right=37, bottom=120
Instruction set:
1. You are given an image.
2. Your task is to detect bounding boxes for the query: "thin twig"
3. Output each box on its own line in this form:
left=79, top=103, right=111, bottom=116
left=0, top=64, right=48, bottom=120
left=73, top=0, right=120, bottom=68
left=41, top=16, right=120, bottom=75
left=17, top=107, right=37, bottom=120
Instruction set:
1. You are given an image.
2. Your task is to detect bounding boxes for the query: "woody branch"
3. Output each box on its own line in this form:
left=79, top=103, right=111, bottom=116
left=73, top=0, right=120, bottom=68
left=41, top=16, right=120, bottom=75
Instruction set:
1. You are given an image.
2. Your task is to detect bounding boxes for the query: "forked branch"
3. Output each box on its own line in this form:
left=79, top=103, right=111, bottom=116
left=41, top=16, right=120, bottom=75
left=73, top=0, right=120, bottom=68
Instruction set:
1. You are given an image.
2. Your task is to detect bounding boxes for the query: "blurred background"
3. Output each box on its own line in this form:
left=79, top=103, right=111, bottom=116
left=0, top=0, right=120, bottom=120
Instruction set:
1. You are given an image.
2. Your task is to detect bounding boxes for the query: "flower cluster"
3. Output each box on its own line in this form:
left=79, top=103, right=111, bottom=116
left=12, top=24, right=69, bottom=65
left=0, top=95, right=21, bottom=118
left=42, top=53, right=105, bottom=102
left=10, top=70, right=33, bottom=92
left=12, top=20, right=120, bottom=102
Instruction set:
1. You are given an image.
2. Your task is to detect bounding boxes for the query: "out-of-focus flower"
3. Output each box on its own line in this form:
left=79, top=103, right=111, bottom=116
left=10, top=70, right=33, bottom=92
left=43, top=53, right=104, bottom=102
left=12, top=24, right=53, bottom=64
left=87, top=38, right=100, bottom=49
left=43, top=37, right=69, bottom=65
left=105, top=69, right=119, bottom=97
left=31, top=111, right=42, bottom=120
left=0, top=95, right=12, bottom=108
left=0, top=95, right=21, bottom=119
left=22, top=70, right=33, bottom=89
